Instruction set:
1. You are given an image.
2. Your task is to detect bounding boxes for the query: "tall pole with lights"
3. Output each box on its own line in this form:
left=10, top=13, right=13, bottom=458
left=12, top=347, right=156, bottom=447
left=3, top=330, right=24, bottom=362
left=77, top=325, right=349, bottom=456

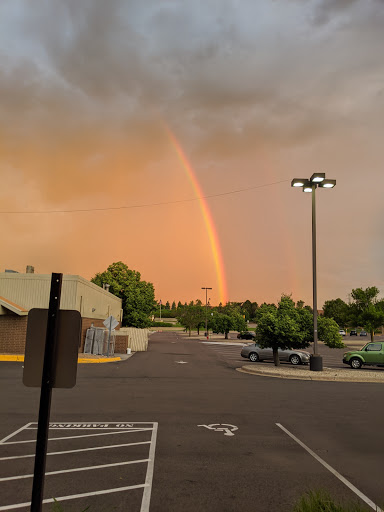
left=291, top=173, right=336, bottom=372
left=202, top=287, right=212, bottom=338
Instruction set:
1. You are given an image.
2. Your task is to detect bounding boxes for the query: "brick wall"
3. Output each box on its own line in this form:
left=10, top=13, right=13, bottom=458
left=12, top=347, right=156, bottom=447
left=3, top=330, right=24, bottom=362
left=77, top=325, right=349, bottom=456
left=0, top=316, right=28, bottom=354
left=114, top=335, right=129, bottom=354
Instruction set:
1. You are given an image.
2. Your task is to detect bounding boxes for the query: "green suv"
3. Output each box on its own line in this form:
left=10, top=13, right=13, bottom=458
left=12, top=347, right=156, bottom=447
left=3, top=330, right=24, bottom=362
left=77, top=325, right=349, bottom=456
left=343, top=342, right=384, bottom=369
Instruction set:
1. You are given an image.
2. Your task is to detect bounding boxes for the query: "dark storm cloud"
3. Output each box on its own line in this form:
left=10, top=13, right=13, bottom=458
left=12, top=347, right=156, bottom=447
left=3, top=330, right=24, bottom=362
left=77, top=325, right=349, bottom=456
left=0, top=0, right=383, bottom=177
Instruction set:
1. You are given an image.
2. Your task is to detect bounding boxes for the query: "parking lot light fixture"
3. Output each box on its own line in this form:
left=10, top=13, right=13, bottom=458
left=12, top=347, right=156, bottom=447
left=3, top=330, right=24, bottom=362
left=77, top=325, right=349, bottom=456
left=201, top=287, right=212, bottom=338
left=291, top=173, right=337, bottom=372
left=310, top=172, right=325, bottom=183
left=319, top=179, right=336, bottom=188
left=291, top=178, right=306, bottom=187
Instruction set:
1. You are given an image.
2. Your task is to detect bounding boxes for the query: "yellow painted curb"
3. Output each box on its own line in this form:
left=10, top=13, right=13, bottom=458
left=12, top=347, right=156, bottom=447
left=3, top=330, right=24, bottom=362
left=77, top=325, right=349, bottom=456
left=78, top=357, right=121, bottom=364
left=0, top=355, right=121, bottom=364
left=0, top=355, right=25, bottom=362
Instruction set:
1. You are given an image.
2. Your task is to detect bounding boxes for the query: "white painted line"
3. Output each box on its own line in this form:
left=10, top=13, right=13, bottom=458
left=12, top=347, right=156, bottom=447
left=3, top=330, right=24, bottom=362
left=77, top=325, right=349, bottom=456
left=140, top=422, right=158, bottom=512
left=3, top=429, right=152, bottom=445
left=0, top=424, right=32, bottom=444
left=0, top=458, right=150, bottom=482
left=276, top=423, right=383, bottom=512
left=27, top=427, right=153, bottom=430
left=0, top=483, right=148, bottom=511
left=201, top=342, right=247, bottom=346
left=28, top=422, right=156, bottom=426
left=0, top=440, right=151, bottom=460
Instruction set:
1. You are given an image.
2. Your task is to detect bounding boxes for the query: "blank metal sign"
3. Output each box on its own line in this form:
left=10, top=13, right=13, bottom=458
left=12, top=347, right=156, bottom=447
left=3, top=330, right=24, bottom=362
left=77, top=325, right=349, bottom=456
left=23, top=309, right=81, bottom=388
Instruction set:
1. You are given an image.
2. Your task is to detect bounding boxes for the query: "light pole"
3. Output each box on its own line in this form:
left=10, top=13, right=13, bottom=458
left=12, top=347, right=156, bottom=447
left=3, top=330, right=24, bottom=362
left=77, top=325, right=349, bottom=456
left=291, top=173, right=336, bottom=372
left=202, top=287, right=212, bottom=338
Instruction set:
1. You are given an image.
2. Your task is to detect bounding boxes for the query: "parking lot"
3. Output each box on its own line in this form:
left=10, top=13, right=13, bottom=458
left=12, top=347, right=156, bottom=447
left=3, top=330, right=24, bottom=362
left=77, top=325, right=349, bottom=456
left=1, top=331, right=383, bottom=511
left=201, top=334, right=384, bottom=370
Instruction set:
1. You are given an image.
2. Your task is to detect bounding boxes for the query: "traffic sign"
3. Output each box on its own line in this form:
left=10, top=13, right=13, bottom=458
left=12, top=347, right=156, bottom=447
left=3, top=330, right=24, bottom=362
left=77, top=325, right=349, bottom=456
left=23, top=309, right=81, bottom=388
left=103, top=315, right=119, bottom=330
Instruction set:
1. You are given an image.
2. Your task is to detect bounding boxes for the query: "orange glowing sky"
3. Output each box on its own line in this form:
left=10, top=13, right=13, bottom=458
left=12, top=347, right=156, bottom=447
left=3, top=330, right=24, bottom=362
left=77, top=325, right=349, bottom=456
left=1, top=1, right=384, bottom=307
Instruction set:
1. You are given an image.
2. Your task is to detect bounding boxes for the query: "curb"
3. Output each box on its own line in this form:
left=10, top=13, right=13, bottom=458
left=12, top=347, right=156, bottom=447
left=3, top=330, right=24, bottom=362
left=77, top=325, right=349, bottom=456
left=0, top=355, right=123, bottom=364
left=238, top=366, right=384, bottom=383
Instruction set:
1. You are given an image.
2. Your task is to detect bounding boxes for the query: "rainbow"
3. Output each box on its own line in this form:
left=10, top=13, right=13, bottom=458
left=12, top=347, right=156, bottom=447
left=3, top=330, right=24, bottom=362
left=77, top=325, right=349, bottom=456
left=165, top=128, right=228, bottom=305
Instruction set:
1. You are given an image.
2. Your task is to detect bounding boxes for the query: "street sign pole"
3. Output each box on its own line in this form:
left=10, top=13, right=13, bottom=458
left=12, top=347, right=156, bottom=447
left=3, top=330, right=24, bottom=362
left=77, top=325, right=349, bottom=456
left=30, top=273, right=62, bottom=512
left=107, top=315, right=112, bottom=357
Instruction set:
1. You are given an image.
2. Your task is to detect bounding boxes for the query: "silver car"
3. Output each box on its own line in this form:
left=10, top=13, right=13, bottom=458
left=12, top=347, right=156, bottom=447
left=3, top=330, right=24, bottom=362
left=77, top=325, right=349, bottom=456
left=241, top=343, right=311, bottom=365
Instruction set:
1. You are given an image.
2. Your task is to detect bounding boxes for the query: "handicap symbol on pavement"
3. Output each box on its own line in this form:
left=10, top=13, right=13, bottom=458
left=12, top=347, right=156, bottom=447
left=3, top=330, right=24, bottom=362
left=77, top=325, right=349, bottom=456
left=197, top=423, right=238, bottom=436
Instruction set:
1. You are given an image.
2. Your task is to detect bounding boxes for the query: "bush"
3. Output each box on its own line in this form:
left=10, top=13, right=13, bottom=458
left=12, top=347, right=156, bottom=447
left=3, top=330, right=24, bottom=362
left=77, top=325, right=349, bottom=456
left=151, top=321, right=174, bottom=327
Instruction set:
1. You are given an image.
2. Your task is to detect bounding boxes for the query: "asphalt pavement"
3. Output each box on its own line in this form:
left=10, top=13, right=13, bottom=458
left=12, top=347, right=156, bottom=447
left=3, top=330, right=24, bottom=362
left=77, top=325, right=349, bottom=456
left=0, top=331, right=383, bottom=512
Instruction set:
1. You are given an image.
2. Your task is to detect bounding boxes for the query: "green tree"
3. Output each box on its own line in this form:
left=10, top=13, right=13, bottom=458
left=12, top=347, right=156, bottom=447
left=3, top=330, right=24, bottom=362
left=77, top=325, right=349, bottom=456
left=318, top=317, right=345, bottom=348
left=255, top=295, right=309, bottom=366
left=176, top=304, right=203, bottom=336
left=165, top=301, right=170, bottom=310
left=212, top=314, right=234, bottom=339
left=241, top=300, right=258, bottom=321
left=171, top=301, right=176, bottom=311
left=212, top=312, right=246, bottom=339
left=350, top=287, right=384, bottom=341
left=323, top=298, right=350, bottom=329
left=255, top=295, right=344, bottom=365
left=254, top=302, right=277, bottom=323
left=91, top=261, right=155, bottom=328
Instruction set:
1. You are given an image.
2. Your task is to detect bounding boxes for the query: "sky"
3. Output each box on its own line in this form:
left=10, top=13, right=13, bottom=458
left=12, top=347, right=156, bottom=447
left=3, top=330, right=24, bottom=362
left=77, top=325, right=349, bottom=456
left=1, top=0, right=384, bottom=307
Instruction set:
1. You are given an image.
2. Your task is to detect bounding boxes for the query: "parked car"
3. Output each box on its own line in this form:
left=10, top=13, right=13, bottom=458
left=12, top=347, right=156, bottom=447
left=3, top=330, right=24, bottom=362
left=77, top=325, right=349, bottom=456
left=339, top=329, right=346, bottom=336
left=350, top=330, right=358, bottom=336
left=343, top=342, right=384, bottom=369
left=360, top=330, right=368, bottom=336
left=241, top=343, right=311, bottom=365
left=237, top=331, right=255, bottom=340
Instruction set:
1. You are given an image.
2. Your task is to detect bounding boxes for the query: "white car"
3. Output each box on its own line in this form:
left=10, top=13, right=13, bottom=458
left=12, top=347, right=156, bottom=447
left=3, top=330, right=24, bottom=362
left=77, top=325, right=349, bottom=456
left=339, top=329, right=346, bottom=336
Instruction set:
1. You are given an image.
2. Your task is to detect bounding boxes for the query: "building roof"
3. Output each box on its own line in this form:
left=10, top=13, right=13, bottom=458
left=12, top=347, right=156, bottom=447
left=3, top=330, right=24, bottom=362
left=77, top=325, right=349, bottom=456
left=0, top=296, right=29, bottom=316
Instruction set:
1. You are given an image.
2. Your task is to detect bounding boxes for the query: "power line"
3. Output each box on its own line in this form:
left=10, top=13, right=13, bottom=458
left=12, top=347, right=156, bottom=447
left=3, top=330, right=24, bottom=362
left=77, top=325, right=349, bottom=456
left=0, top=179, right=290, bottom=215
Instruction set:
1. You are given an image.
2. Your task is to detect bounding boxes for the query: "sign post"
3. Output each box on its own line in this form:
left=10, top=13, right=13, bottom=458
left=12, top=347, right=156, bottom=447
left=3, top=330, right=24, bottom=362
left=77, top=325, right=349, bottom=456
left=30, top=273, right=62, bottom=512
left=103, top=315, right=119, bottom=356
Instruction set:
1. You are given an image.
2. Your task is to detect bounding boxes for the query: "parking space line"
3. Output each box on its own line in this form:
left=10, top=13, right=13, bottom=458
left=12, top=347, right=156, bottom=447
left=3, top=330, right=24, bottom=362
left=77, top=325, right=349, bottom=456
left=1, top=422, right=158, bottom=511
left=27, top=427, right=153, bottom=430
left=0, top=441, right=151, bottom=461
left=0, top=458, right=150, bottom=482
left=276, top=423, right=383, bottom=512
left=3, top=429, right=151, bottom=445
left=0, top=424, right=31, bottom=444
left=140, top=422, right=158, bottom=512
left=0, top=483, right=148, bottom=511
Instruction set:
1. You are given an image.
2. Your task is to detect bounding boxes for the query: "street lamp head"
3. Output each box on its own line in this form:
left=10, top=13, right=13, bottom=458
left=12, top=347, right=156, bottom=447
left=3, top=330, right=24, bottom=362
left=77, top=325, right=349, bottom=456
left=291, top=178, right=306, bottom=188
left=319, top=179, right=336, bottom=188
left=303, top=180, right=313, bottom=193
left=310, top=172, right=325, bottom=183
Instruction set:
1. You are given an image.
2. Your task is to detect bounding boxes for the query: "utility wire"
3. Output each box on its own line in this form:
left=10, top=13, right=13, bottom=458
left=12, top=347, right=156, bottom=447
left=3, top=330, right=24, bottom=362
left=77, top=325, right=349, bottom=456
left=0, top=179, right=289, bottom=214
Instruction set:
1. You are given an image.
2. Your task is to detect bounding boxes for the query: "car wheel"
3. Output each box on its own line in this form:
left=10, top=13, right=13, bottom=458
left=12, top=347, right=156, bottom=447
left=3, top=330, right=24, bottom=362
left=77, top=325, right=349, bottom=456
left=289, top=354, right=301, bottom=365
left=350, top=358, right=362, bottom=369
left=249, top=352, right=259, bottom=362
